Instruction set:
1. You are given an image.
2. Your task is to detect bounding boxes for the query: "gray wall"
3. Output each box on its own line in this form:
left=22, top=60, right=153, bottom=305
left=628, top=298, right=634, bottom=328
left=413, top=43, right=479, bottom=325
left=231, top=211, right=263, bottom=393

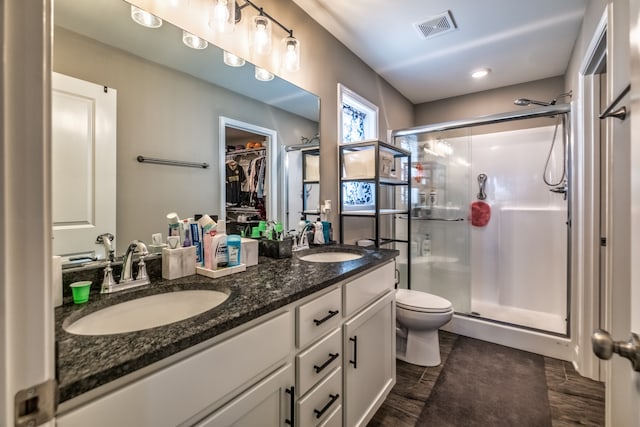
left=413, top=76, right=567, bottom=134
left=54, top=27, right=318, bottom=254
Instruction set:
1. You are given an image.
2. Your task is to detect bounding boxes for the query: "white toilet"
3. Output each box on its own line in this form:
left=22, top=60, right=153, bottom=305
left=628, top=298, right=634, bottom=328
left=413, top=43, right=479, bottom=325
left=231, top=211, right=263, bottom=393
left=395, top=289, right=454, bottom=367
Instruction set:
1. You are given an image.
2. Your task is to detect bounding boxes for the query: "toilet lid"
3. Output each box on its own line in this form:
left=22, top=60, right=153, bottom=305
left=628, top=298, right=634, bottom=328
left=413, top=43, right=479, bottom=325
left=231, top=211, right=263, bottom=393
left=395, top=289, right=453, bottom=313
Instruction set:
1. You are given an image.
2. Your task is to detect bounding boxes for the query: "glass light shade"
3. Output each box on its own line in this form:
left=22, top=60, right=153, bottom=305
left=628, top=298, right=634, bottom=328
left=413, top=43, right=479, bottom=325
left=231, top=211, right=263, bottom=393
left=255, top=67, right=274, bottom=82
left=182, top=31, right=208, bottom=50
left=130, top=5, right=162, bottom=28
left=208, top=0, right=235, bottom=33
left=252, top=16, right=272, bottom=55
left=223, top=51, right=246, bottom=67
left=282, top=37, right=300, bottom=72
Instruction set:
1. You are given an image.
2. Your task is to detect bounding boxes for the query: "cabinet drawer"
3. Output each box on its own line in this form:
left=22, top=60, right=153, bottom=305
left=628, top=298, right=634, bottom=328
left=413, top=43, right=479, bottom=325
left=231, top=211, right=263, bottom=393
left=297, top=367, right=342, bottom=427
left=296, top=328, right=341, bottom=396
left=297, top=287, right=342, bottom=348
left=318, top=405, right=342, bottom=427
left=343, top=261, right=395, bottom=318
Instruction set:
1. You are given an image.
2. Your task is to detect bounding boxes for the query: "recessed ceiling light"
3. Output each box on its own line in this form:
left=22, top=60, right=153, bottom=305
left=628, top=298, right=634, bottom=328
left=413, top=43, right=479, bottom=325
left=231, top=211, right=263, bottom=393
left=130, top=5, right=162, bottom=28
left=471, top=68, right=490, bottom=79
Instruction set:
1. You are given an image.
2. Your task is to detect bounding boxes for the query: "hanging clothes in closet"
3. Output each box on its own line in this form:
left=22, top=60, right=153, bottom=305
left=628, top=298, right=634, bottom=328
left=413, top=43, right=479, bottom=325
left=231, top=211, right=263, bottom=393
left=226, top=148, right=267, bottom=219
left=225, top=159, right=246, bottom=206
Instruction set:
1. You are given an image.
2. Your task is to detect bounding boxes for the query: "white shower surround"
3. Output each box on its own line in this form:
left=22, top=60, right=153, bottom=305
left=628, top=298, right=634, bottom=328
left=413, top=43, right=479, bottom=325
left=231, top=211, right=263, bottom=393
left=410, top=124, right=573, bottom=360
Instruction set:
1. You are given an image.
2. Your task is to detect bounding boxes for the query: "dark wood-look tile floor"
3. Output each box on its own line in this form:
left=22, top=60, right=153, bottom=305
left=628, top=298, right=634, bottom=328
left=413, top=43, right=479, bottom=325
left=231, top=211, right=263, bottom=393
left=368, top=332, right=605, bottom=427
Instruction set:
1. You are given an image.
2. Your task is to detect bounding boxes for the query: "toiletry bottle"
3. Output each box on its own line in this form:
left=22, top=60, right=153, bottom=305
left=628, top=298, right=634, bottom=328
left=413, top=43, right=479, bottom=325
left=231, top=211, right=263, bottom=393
left=421, top=233, right=431, bottom=257
left=189, top=218, right=202, bottom=264
left=313, top=218, right=325, bottom=244
left=182, top=219, right=191, bottom=247
left=212, top=220, right=228, bottom=269
left=203, top=230, right=215, bottom=270
left=227, top=235, right=241, bottom=267
left=167, top=212, right=181, bottom=243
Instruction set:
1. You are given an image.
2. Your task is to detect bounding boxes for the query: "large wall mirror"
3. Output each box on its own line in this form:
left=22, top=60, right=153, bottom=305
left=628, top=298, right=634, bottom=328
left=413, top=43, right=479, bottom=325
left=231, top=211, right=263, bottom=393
left=53, top=0, right=320, bottom=259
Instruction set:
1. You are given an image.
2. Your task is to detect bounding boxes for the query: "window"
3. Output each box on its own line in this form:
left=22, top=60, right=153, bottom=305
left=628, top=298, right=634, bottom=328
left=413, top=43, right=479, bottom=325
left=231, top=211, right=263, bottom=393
left=338, top=84, right=378, bottom=143
left=338, top=84, right=379, bottom=206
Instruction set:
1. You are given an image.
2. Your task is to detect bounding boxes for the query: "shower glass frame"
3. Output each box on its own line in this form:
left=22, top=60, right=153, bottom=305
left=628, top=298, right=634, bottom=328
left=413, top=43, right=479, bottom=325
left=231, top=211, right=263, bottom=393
left=392, top=103, right=572, bottom=338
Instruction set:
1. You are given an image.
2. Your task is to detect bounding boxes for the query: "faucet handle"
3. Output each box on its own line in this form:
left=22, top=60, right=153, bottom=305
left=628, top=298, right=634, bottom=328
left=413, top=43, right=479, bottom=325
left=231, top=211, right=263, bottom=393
left=136, top=256, right=149, bottom=282
left=100, top=261, right=117, bottom=294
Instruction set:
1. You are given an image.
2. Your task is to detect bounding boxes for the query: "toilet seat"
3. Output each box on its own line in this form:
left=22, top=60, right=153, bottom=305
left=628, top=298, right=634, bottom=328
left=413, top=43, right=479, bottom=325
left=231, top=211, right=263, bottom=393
left=396, top=289, right=453, bottom=313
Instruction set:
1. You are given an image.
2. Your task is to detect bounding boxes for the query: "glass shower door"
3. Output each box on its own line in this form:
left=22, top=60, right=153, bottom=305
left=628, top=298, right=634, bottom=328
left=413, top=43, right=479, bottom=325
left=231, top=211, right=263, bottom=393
left=395, top=129, right=472, bottom=313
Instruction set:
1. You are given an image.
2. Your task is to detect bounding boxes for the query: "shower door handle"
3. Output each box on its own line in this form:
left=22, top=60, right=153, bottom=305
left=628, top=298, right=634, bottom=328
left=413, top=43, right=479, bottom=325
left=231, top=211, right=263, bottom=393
left=591, top=329, right=640, bottom=372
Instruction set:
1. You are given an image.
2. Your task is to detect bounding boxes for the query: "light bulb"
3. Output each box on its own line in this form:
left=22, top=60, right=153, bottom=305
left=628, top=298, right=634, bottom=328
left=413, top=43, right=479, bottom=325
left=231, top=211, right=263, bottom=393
left=252, top=16, right=271, bottom=55
left=282, top=37, right=300, bottom=72
left=210, top=0, right=231, bottom=33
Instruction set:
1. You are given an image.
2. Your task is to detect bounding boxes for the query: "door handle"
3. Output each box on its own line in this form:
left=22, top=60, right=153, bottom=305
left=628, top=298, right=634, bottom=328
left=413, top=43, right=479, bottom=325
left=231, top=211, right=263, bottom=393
left=591, top=329, right=640, bottom=372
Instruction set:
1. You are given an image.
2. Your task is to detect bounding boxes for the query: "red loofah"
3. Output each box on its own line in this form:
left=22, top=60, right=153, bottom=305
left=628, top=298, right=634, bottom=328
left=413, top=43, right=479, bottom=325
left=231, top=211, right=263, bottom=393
left=471, top=201, right=491, bottom=227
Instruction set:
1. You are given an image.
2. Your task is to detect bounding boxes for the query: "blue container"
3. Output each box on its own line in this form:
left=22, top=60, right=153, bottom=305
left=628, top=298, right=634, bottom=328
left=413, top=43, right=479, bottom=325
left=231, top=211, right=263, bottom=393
left=227, top=235, right=242, bottom=267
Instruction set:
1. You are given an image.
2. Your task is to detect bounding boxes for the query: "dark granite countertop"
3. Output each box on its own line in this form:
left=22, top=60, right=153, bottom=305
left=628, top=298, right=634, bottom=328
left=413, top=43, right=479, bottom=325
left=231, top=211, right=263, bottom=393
left=55, top=245, right=398, bottom=404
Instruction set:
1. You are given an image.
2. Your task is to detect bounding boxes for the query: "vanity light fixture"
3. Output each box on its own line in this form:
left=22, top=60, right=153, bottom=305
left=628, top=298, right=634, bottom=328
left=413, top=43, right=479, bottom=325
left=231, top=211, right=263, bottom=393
left=471, top=68, right=491, bottom=79
left=209, top=0, right=236, bottom=33
left=282, top=36, right=300, bottom=72
left=235, top=0, right=301, bottom=74
left=255, top=67, right=274, bottom=81
left=252, top=15, right=272, bottom=55
left=130, top=5, right=162, bottom=29
left=223, top=51, right=246, bottom=67
left=182, top=30, right=208, bottom=49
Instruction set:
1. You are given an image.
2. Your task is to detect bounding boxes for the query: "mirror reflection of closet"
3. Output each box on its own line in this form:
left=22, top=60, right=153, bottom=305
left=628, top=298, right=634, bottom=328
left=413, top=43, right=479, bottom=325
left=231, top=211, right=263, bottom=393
left=222, top=120, right=275, bottom=230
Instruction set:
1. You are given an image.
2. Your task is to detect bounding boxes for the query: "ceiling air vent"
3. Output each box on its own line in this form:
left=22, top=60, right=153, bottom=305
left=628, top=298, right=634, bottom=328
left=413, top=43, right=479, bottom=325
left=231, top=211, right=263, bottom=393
left=414, top=10, right=457, bottom=40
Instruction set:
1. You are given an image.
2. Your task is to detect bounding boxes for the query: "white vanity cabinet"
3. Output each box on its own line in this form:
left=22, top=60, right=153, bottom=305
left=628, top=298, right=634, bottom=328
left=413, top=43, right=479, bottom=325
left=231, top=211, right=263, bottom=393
left=56, top=260, right=396, bottom=427
left=343, top=291, right=395, bottom=427
left=293, top=260, right=396, bottom=427
left=56, top=311, right=294, bottom=427
left=194, top=363, right=295, bottom=427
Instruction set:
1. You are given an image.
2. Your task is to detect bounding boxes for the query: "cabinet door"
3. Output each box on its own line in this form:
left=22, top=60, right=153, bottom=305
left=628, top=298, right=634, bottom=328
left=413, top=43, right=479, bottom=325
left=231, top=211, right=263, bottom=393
left=195, top=363, right=295, bottom=427
left=343, top=291, right=395, bottom=427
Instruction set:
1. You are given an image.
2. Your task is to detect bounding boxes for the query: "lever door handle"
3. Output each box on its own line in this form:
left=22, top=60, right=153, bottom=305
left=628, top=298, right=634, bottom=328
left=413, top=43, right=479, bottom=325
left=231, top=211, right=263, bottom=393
left=591, top=329, right=640, bottom=372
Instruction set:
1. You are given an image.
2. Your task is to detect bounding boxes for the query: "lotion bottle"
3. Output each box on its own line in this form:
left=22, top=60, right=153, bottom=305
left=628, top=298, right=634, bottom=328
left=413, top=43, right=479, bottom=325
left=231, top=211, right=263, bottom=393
left=211, top=220, right=228, bottom=269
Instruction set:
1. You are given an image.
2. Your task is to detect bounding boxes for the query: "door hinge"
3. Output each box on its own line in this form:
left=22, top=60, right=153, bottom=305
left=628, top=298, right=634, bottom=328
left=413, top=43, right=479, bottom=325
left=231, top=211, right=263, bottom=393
left=15, top=379, right=57, bottom=427
left=600, top=237, right=607, bottom=247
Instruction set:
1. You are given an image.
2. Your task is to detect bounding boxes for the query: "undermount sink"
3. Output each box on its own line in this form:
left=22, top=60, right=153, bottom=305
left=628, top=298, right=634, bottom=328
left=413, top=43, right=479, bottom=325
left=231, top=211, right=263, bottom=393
left=299, top=251, right=363, bottom=263
left=64, top=289, right=230, bottom=336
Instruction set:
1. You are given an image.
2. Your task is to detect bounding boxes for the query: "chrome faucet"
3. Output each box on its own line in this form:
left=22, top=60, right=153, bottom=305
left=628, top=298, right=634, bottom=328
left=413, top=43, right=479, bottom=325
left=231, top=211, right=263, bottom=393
left=292, top=223, right=312, bottom=251
left=96, top=232, right=115, bottom=262
left=101, top=240, right=150, bottom=294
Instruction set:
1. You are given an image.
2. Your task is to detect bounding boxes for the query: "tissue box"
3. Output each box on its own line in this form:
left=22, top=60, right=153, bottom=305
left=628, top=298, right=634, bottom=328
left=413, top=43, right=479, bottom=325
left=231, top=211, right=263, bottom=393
left=259, top=238, right=293, bottom=259
left=241, top=237, right=258, bottom=267
left=162, top=246, right=196, bottom=280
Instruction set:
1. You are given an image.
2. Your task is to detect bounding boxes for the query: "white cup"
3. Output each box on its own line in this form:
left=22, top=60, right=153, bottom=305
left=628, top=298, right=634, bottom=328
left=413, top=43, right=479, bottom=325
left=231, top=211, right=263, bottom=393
left=167, top=236, right=180, bottom=249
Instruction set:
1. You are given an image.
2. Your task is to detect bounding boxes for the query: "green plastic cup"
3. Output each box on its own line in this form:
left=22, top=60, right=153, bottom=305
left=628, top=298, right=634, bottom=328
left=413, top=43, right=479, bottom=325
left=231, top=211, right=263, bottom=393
left=251, top=227, right=261, bottom=238
left=70, top=281, right=92, bottom=304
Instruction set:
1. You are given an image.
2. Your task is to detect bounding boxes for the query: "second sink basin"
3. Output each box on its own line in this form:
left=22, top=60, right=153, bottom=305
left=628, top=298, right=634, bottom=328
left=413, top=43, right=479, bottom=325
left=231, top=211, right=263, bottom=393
left=64, top=289, right=230, bottom=336
left=299, top=251, right=363, bottom=263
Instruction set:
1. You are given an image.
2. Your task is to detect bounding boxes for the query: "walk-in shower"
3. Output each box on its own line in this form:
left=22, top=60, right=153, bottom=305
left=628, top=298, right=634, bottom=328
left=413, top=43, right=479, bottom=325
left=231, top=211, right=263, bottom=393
left=392, top=103, right=572, bottom=358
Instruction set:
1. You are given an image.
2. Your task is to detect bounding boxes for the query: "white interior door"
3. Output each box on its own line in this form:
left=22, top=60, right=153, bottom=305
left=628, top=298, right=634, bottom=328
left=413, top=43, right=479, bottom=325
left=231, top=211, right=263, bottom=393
left=628, top=0, right=640, bottom=422
left=52, top=72, right=116, bottom=260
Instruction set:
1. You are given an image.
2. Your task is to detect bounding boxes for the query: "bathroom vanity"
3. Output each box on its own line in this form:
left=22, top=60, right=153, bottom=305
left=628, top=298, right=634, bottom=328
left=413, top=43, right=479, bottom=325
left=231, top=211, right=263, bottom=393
left=55, top=246, right=397, bottom=426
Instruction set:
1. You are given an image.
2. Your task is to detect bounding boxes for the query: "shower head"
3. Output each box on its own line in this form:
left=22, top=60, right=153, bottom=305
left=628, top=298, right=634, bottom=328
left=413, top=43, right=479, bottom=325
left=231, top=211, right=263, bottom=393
left=513, top=98, right=552, bottom=107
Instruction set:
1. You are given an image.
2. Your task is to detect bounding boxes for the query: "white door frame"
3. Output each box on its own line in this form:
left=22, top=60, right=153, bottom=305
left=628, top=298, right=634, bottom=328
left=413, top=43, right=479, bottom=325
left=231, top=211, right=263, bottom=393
left=574, top=9, right=608, bottom=382
left=218, top=117, right=279, bottom=222
left=1, top=1, right=56, bottom=426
